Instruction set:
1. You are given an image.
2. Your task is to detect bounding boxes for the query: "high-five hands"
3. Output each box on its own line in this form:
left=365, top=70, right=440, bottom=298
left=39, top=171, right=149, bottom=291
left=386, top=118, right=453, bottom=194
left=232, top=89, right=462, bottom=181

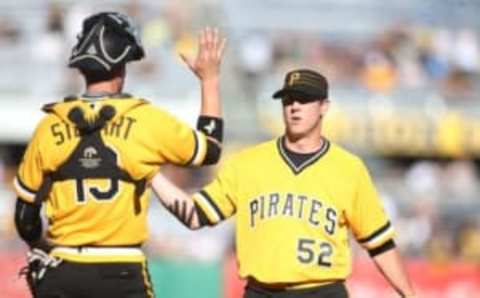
left=180, top=27, right=227, bottom=81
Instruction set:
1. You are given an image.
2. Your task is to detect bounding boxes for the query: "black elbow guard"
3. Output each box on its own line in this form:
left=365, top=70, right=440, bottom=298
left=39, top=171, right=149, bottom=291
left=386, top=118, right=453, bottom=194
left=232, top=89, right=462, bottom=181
left=14, top=199, right=42, bottom=243
left=197, top=116, right=223, bottom=165
left=197, top=116, right=223, bottom=143
left=203, top=139, right=222, bottom=165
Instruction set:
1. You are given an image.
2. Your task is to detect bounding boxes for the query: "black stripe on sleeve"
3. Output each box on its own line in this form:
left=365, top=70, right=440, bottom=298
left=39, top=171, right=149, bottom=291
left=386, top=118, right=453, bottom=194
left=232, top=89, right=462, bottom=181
left=16, top=175, right=37, bottom=194
left=185, top=130, right=199, bottom=165
left=368, top=239, right=396, bottom=257
left=194, top=202, right=213, bottom=226
left=358, top=221, right=392, bottom=244
left=199, top=190, right=226, bottom=221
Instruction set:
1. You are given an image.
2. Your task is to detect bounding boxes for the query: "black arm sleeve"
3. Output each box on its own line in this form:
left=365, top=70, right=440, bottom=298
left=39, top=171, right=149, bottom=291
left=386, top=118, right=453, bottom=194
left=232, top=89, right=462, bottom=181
left=368, top=239, right=396, bottom=257
left=14, top=198, right=42, bottom=244
left=196, top=116, right=223, bottom=165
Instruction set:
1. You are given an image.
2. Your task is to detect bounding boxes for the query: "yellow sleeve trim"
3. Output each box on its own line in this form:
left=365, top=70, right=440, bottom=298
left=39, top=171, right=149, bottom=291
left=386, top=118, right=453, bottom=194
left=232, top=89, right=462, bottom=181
left=13, top=176, right=36, bottom=203
left=358, top=221, right=396, bottom=250
left=193, top=191, right=223, bottom=224
left=189, top=130, right=207, bottom=166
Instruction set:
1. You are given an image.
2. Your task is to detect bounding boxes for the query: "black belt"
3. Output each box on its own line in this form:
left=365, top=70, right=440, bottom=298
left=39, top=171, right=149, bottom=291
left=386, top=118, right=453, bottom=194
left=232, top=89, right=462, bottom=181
left=246, top=279, right=347, bottom=298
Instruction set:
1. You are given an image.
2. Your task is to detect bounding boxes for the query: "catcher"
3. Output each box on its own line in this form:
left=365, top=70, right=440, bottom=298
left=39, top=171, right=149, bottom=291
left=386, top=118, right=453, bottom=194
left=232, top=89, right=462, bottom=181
left=13, top=11, right=226, bottom=298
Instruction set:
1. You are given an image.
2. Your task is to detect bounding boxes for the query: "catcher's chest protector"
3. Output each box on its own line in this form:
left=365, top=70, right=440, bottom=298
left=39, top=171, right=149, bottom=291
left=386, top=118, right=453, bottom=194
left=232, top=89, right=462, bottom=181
left=34, top=105, right=146, bottom=214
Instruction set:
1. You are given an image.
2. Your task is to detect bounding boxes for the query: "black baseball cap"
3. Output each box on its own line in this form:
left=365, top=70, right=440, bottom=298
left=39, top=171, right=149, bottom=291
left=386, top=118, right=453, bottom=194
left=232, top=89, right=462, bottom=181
left=272, top=69, right=328, bottom=100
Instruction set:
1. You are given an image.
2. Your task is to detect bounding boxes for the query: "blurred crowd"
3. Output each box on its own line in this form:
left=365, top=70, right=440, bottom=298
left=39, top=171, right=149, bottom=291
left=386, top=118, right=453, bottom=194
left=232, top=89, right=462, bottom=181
left=0, top=0, right=479, bottom=266
left=375, top=159, right=480, bottom=264
left=237, top=25, right=480, bottom=100
left=0, top=1, right=478, bottom=101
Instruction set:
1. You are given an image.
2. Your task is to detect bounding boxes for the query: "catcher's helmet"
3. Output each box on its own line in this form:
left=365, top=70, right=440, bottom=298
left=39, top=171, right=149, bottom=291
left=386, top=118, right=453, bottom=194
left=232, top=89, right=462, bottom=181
left=68, top=12, right=145, bottom=74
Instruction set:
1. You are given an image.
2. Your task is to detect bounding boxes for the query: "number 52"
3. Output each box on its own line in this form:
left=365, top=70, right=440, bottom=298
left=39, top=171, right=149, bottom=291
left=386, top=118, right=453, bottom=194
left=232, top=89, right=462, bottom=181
left=297, top=238, right=333, bottom=267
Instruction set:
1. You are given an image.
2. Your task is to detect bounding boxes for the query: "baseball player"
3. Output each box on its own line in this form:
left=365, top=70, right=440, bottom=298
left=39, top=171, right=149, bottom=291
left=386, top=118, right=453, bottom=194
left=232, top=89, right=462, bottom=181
left=13, top=12, right=226, bottom=298
left=150, top=69, right=417, bottom=298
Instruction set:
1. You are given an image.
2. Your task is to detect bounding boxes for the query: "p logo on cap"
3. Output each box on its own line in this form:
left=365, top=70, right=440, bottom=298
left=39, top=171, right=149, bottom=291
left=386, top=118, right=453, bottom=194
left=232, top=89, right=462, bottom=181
left=272, top=69, right=329, bottom=101
left=288, top=72, right=301, bottom=86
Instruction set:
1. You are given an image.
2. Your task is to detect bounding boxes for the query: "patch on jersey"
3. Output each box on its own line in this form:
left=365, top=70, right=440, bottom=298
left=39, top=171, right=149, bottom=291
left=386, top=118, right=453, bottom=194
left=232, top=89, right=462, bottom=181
left=79, top=146, right=102, bottom=169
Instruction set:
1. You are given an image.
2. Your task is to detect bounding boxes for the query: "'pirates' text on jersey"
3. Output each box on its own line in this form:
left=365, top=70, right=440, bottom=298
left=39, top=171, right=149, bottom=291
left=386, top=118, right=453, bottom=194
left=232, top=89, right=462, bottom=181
left=193, top=137, right=394, bottom=284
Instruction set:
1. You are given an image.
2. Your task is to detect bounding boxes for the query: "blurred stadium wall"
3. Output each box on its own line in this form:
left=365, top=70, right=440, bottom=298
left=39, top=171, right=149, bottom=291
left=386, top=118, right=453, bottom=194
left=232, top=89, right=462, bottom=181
left=1, top=1, right=479, bottom=297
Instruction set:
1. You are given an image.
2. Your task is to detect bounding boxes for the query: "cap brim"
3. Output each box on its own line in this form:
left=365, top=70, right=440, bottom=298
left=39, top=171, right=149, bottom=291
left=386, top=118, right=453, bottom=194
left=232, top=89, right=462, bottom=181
left=272, top=87, right=321, bottom=100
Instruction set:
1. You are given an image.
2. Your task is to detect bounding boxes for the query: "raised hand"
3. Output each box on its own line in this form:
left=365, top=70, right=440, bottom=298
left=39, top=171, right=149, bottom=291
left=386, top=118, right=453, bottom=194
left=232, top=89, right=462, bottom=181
left=180, top=27, right=227, bottom=81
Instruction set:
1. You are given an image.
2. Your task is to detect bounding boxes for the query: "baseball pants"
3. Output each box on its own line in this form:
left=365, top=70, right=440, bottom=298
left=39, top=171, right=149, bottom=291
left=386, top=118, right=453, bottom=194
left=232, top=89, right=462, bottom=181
left=33, top=261, right=154, bottom=298
left=244, top=281, right=348, bottom=298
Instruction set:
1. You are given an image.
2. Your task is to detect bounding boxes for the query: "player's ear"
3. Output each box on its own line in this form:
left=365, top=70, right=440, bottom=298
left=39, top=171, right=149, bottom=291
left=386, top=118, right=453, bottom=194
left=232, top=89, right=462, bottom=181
left=319, top=99, right=330, bottom=118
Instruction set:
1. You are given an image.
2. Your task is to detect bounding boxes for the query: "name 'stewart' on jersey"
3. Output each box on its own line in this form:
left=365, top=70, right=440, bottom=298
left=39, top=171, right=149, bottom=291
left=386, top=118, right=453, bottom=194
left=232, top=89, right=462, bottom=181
left=50, top=116, right=137, bottom=145
left=249, top=193, right=338, bottom=233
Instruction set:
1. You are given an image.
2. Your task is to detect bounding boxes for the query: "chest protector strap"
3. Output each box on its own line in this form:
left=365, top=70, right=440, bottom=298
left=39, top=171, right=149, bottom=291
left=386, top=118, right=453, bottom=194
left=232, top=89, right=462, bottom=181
left=33, top=105, right=146, bottom=215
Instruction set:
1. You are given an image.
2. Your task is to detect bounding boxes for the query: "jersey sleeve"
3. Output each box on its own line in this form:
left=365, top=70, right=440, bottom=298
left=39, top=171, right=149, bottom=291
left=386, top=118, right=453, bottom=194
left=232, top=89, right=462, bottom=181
left=13, top=125, right=45, bottom=203
left=192, top=158, right=237, bottom=225
left=148, top=107, right=208, bottom=166
left=347, top=160, right=395, bottom=250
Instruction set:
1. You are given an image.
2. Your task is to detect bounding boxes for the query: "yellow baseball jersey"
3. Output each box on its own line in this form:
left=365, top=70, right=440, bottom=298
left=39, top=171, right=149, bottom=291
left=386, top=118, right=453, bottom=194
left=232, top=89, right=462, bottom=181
left=194, top=137, right=394, bottom=284
left=14, top=95, right=208, bottom=258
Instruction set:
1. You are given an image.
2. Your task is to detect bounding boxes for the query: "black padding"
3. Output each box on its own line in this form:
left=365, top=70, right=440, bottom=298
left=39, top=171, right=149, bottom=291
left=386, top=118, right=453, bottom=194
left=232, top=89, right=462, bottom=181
left=36, top=106, right=146, bottom=214
left=14, top=199, right=42, bottom=243
left=68, top=12, right=145, bottom=74
left=203, top=139, right=222, bottom=165
left=33, top=175, right=52, bottom=205
left=67, top=105, right=116, bottom=135
left=196, top=116, right=223, bottom=142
